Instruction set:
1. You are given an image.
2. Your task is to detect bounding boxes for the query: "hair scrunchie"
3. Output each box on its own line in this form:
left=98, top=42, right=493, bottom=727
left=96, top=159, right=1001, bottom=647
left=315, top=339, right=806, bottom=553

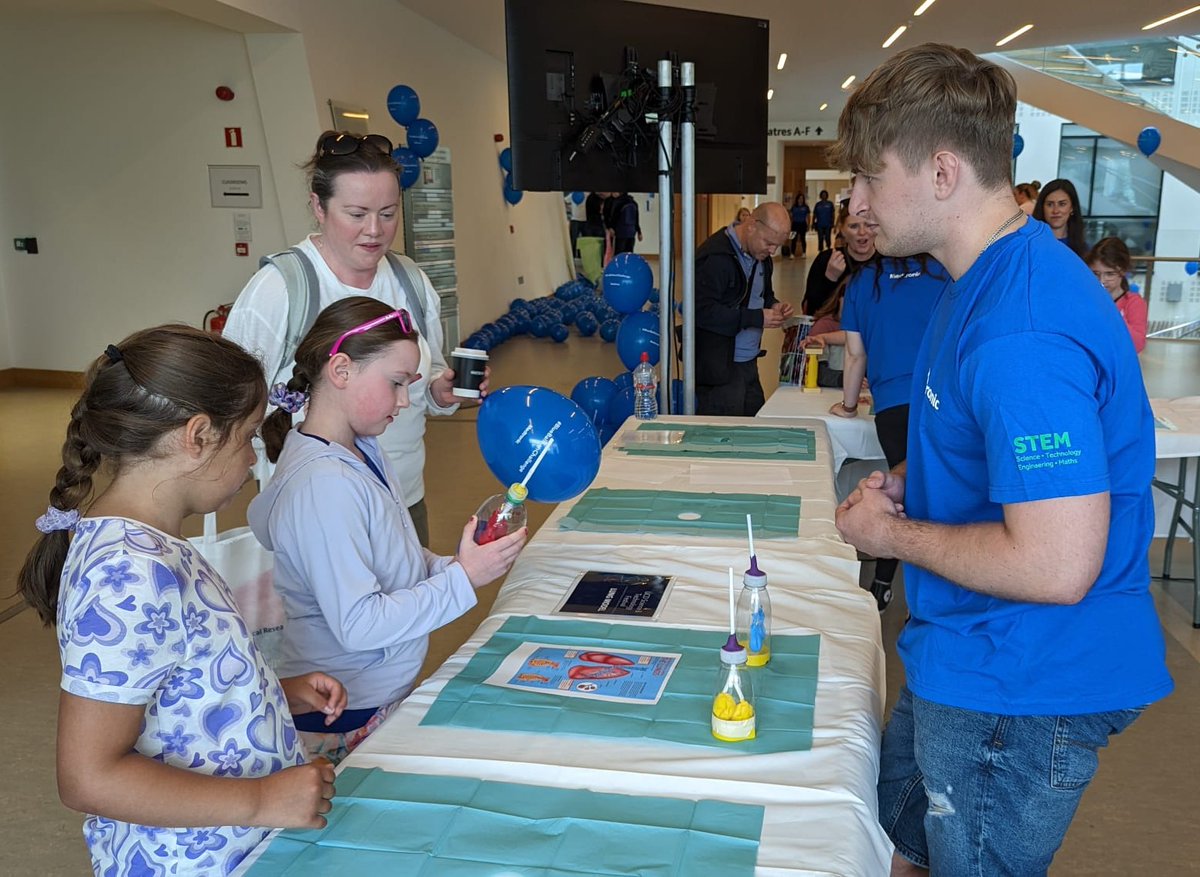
left=36, top=506, right=80, bottom=534
left=268, top=383, right=309, bottom=415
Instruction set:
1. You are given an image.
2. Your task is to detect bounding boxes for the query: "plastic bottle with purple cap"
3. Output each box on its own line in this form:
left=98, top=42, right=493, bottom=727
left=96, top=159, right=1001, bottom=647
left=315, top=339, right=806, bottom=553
left=736, top=514, right=771, bottom=666
left=712, top=568, right=756, bottom=742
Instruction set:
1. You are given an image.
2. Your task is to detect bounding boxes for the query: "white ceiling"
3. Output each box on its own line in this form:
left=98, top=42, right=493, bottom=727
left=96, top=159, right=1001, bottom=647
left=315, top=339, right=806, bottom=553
left=398, top=0, right=1199, bottom=122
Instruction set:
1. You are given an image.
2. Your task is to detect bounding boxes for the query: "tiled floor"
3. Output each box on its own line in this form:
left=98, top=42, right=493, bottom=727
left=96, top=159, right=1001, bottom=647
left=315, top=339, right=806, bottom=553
left=2, top=255, right=1198, bottom=875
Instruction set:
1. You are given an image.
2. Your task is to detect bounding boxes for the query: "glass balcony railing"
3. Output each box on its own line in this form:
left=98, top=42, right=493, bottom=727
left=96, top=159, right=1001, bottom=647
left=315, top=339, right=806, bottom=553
left=1002, top=36, right=1200, bottom=131
left=1132, top=256, right=1200, bottom=340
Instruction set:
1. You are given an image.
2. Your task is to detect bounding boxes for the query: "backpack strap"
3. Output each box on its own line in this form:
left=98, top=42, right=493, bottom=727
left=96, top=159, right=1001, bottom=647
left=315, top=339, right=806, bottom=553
left=384, top=251, right=430, bottom=338
left=258, top=248, right=321, bottom=370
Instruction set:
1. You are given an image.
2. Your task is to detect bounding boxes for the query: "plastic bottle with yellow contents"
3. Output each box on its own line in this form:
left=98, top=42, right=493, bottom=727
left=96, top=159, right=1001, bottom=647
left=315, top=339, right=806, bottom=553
left=736, top=558, right=771, bottom=666
left=711, top=635, right=756, bottom=742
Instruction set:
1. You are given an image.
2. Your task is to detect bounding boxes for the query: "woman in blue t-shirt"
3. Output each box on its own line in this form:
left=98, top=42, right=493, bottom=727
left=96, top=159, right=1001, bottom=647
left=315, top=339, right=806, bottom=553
left=832, top=254, right=949, bottom=609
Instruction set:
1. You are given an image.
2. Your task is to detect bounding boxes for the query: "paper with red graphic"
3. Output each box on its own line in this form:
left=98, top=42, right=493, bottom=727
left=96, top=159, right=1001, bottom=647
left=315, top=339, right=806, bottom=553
left=484, top=642, right=680, bottom=704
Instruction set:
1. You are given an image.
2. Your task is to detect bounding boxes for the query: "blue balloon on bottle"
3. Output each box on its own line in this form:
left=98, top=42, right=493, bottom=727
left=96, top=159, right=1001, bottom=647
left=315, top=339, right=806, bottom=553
left=615, top=311, right=661, bottom=370
left=386, top=84, right=421, bottom=127
left=1012, top=133, right=1024, bottom=159
left=1186, top=261, right=1199, bottom=276
left=571, top=191, right=586, bottom=205
left=570, top=376, right=618, bottom=427
left=499, top=147, right=513, bottom=172
left=1137, top=126, right=1161, bottom=157
left=602, top=253, right=654, bottom=314
left=407, top=118, right=439, bottom=158
left=391, top=147, right=421, bottom=190
left=477, top=386, right=600, bottom=503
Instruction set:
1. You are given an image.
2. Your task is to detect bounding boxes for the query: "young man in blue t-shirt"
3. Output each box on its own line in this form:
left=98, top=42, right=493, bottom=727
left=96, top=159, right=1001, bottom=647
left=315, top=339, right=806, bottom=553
left=829, top=43, right=1173, bottom=876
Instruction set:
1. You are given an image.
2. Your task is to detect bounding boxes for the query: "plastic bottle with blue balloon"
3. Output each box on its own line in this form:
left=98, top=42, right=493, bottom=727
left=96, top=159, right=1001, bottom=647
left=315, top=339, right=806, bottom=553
left=736, top=515, right=771, bottom=666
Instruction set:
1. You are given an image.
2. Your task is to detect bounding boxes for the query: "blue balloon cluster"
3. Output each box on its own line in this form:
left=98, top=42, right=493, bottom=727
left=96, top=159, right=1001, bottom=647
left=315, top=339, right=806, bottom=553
left=461, top=277, right=650, bottom=353
left=499, top=148, right=523, bottom=205
left=386, top=83, right=439, bottom=189
left=572, top=366, right=668, bottom=446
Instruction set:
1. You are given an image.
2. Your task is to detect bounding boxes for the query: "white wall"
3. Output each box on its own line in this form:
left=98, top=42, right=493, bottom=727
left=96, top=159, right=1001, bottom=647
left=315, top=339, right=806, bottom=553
left=0, top=10, right=292, bottom=370
left=0, top=0, right=571, bottom=371
left=222, top=0, right=570, bottom=335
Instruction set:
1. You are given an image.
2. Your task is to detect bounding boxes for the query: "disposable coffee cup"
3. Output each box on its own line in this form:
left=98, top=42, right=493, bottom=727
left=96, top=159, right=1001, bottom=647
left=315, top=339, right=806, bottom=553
left=451, top=347, right=489, bottom=399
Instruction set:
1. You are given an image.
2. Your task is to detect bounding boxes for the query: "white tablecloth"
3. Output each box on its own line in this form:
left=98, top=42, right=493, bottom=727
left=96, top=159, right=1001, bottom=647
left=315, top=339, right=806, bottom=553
left=336, top=415, right=892, bottom=876
left=758, top=387, right=884, bottom=471
left=1150, top=397, right=1200, bottom=538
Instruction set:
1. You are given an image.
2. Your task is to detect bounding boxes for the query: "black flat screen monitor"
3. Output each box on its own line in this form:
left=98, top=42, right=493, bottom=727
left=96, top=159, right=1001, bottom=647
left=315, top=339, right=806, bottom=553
left=505, top=0, right=768, bottom=194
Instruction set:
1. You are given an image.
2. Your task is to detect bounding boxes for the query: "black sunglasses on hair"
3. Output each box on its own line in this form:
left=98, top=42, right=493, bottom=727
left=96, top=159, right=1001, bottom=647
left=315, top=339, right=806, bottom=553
left=318, top=132, right=394, bottom=158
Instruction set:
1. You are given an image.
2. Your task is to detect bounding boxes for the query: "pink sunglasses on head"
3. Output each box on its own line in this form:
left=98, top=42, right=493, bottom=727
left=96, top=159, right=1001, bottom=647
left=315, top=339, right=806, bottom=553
left=329, top=309, right=414, bottom=357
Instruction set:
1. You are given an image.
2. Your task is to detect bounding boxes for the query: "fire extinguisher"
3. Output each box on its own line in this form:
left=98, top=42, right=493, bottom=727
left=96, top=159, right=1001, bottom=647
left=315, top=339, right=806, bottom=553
left=205, top=303, right=233, bottom=335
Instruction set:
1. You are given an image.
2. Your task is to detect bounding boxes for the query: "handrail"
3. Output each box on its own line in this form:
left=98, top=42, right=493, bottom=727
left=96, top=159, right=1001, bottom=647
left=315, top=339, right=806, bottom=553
left=1130, top=256, right=1199, bottom=339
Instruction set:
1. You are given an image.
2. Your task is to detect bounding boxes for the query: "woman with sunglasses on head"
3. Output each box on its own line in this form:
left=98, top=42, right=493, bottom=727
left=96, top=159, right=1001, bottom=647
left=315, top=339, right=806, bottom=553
left=1033, top=178, right=1089, bottom=259
left=250, top=297, right=526, bottom=763
left=1088, top=237, right=1147, bottom=353
left=225, top=131, right=473, bottom=548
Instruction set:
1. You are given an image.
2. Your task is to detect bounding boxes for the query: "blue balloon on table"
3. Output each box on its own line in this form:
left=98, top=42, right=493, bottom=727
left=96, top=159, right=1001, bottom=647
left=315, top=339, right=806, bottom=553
left=407, top=118, right=440, bottom=158
left=1137, top=126, right=1161, bottom=157
left=386, top=84, right=421, bottom=127
left=605, top=386, right=635, bottom=427
left=498, top=147, right=513, bottom=172
left=602, top=253, right=654, bottom=314
left=391, top=147, right=421, bottom=190
left=599, top=319, right=620, bottom=342
left=477, top=386, right=600, bottom=503
left=616, top=311, right=661, bottom=370
left=571, top=376, right=618, bottom=426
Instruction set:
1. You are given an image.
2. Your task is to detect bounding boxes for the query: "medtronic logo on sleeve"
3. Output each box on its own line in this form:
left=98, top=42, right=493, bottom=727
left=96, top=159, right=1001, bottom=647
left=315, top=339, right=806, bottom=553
left=923, top=370, right=940, bottom=410
left=1012, top=431, right=1081, bottom=470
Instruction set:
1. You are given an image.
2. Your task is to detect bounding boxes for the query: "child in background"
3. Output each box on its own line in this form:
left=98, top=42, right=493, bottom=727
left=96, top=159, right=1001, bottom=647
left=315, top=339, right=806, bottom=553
left=251, top=296, right=526, bottom=762
left=1087, top=237, right=1147, bottom=353
left=18, top=326, right=345, bottom=876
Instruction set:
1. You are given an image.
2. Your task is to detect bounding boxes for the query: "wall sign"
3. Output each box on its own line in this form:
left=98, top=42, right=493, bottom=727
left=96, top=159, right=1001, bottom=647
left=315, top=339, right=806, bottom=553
left=208, top=165, right=262, bottom=208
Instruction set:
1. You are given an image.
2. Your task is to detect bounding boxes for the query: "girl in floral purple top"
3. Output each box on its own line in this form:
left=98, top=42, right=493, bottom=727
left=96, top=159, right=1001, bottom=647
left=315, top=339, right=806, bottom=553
left=19, top=326, right=347, bottom=876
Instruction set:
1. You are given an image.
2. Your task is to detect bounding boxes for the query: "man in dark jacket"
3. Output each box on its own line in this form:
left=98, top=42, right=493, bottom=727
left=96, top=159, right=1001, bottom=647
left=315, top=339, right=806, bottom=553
left=610, top=193, right=642, bottom=254
left=695, top=202, right=794, bottom=416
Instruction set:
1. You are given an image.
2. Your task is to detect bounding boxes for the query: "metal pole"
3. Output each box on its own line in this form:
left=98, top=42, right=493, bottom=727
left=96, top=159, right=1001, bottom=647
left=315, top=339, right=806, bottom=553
left=657, top=59, right=673, bottom=412
left=681, top=61, right=697, bottom=414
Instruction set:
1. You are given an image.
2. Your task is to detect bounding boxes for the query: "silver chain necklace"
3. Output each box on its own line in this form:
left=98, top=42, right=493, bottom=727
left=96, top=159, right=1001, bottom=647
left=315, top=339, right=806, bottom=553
left=980, top=208, right=1026, bottom=255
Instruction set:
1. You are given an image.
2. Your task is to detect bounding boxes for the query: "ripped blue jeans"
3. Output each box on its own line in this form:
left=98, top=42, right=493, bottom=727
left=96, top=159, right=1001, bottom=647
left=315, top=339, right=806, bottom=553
left=879, top=686, right=1143, bottom=875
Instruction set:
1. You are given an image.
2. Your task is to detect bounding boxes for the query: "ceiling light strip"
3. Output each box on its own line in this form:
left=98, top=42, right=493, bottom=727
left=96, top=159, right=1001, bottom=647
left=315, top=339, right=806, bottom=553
left=777, top=53, right=788, bottom=70
left=1142, top=5, right=1200, bottom=30
left=913, top=0, right=936, bottom=15
left=995, top=24, right=1034, bottom=47
left=883, top=25, right=907, bottom=48
left=841, top=75, right=856, bottom=89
